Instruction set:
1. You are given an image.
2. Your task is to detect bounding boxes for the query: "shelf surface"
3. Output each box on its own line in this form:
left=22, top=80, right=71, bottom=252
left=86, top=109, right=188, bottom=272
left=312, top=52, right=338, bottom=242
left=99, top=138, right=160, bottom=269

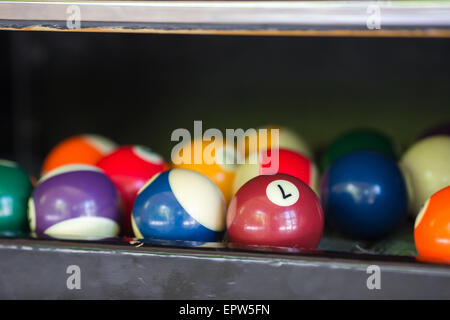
left=1, top=1, right=450, bottom=37
left=0, top=227, right=449, bottom=299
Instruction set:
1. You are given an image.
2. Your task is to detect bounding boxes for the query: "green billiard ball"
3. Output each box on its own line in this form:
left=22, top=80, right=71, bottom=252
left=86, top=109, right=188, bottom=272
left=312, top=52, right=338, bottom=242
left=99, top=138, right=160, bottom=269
left=321, top=129, right=398, bottom=171
left=0, top=160, right=33, bottom=233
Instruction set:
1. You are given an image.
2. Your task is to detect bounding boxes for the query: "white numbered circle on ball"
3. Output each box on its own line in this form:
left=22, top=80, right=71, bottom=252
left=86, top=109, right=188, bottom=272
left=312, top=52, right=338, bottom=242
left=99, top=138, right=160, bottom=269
left=266, top=179, right=300, bottom=207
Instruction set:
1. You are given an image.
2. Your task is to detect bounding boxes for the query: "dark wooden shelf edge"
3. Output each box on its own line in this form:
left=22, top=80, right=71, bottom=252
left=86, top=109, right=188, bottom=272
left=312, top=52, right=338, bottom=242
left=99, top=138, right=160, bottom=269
left=2, top=21, right=450, bottom=38
left=0, top=238, right=449, bottom=299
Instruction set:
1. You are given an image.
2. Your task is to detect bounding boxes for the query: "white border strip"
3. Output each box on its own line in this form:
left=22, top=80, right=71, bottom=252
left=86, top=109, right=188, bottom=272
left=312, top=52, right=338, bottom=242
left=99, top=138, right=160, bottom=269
left=0, top=1, right=450, bottom=27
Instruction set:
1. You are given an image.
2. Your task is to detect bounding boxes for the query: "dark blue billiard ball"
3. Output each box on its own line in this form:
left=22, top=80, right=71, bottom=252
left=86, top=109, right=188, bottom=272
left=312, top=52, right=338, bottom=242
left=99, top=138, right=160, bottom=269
left=320, top=151, right=407, bottom=240
left=131, top=169, right=226, bottom=242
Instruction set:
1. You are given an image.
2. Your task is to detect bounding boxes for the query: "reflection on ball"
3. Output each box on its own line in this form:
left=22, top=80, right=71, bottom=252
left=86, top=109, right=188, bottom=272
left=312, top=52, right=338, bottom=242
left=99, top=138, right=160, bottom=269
left=132, top=169, right=226, bottom=242
left=321, top=151, right=407, bottom=240
left=0, top=160, right=33, bottom=233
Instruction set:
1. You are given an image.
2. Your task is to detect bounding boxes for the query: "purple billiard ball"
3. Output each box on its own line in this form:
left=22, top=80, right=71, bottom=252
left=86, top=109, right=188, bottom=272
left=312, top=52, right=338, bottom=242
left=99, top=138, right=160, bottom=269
left=28, top=164, right=121, bottom=240
left=417, top=122, right=450, bottom=140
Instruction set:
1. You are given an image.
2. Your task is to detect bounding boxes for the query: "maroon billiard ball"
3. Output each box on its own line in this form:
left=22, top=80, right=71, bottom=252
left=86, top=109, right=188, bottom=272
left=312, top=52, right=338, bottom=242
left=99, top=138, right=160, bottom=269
left=226, top=173, right=324, bottom=249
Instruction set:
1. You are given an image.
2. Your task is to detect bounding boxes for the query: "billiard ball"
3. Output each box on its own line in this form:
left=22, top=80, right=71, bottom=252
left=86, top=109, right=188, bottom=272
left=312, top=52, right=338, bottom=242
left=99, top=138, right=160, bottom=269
left=132, top=169, right=226, bottom=242
left=42, top=134, right=116, bottom=175
left=29, top=164, right=121, bottom=239
left=172, top=138, right=240, bottom=202
left=232, top=148, right=318, bottom=195
left=97, top=145, right=169, bottom=235
left=417, top=122, right=450, bottom=141
left=0, top=160, right=33, bottom=233
left=321, top=151, right=407, bottom=240
left=399, top=136, right=450, bottom=215
left=236, top=125, right=313, bottom=159
left=320, top=129, right=397, bottom=171
left=414, top=186, right=450, bottom=264
left=227, top=173, right=324, bottom=249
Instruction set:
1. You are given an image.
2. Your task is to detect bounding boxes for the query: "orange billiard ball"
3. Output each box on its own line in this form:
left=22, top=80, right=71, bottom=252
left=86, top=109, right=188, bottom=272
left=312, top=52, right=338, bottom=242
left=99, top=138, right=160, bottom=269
left=414, top=186, right=450, bottom=264
left=42, top=134, right=117, bottom=175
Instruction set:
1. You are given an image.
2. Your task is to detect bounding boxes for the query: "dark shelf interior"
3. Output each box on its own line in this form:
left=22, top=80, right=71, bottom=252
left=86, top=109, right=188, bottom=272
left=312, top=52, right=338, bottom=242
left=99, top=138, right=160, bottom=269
left=0, top=30, right=449, bottom=298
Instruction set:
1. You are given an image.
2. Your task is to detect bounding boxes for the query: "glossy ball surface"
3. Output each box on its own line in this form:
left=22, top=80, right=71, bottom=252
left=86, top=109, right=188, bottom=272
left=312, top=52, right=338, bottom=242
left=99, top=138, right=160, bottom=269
left=29, top=164, right=121, bottom=239
left=400, top=136, right=450, bottom=215
left=414, top=186, right=450, bottom=264
left=0, top=160, right=33, bottom=233
left=42, top=134, right=116, bottom=175
left=97, top=145, right=168, bottom=235
left=321, top=129, right=397, bottom=171
left=227, top=173, right=324, bottom=249
left=233, top=148, right=318, bottom=195
left=172, top=138, right=239, bottom=202
left=321, top=151, right=407, bottom=240
left=132, top=169, right=226, bottom=242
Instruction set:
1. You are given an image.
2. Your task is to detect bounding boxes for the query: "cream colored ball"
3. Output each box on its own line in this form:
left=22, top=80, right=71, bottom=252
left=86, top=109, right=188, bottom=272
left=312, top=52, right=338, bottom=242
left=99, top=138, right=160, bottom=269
left=400, top=136, right=450, bottom=215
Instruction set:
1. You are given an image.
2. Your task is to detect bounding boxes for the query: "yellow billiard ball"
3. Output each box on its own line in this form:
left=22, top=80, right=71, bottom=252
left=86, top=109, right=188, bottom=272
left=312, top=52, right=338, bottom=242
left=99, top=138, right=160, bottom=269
left=236, top=125, right=313, bottom=160
left=172, top=138, right=240, bottom=203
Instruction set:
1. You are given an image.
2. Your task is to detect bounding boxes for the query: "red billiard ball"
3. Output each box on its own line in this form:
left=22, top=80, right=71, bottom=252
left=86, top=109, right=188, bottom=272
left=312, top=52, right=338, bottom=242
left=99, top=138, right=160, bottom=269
left=227, top=173, right=324, bottom=249
left=97, top=145, right=169, bottom=235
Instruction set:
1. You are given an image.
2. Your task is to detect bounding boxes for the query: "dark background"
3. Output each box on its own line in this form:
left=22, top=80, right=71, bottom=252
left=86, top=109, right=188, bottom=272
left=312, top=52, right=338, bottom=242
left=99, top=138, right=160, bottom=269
left=1, top=31, right=450, bottom=176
